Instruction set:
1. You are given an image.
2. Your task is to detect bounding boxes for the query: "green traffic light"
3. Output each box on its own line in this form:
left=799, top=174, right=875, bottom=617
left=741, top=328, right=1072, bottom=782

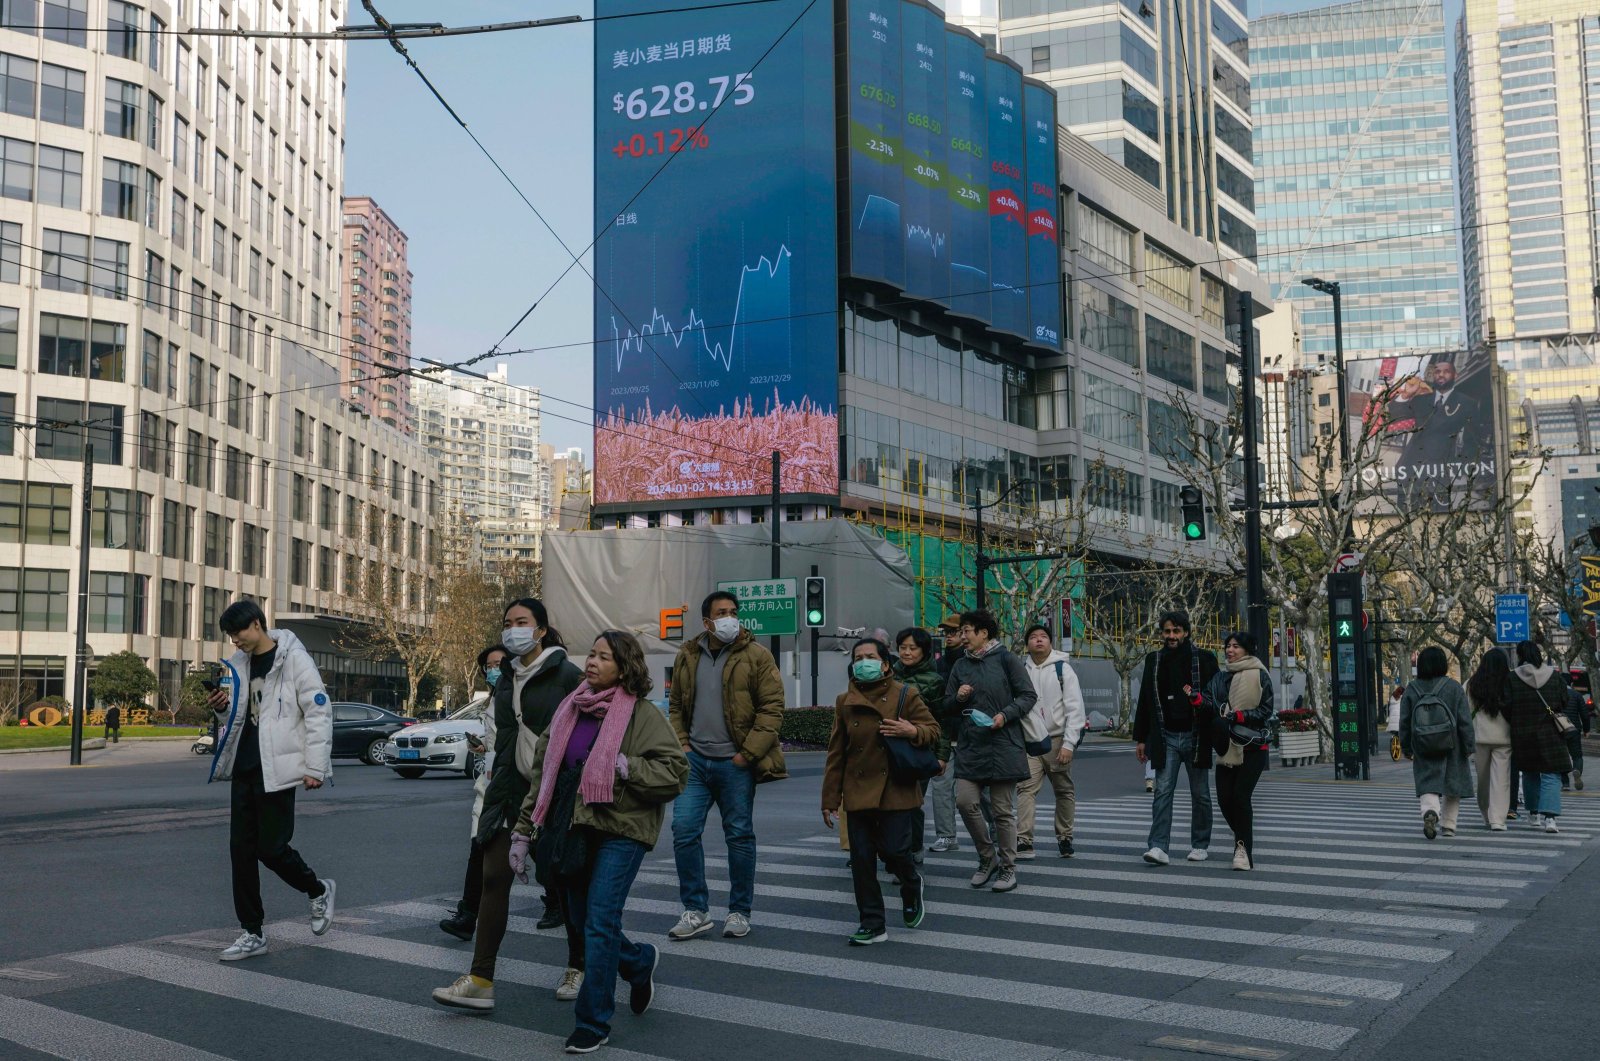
left=806, top=609, right=823, bottom=625
left=1184, top=521, right=1203, bottom=540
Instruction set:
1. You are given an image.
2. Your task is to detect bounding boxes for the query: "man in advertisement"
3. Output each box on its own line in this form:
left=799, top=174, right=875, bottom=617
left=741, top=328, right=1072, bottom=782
left=1349, top=350, right=1493, bottom=511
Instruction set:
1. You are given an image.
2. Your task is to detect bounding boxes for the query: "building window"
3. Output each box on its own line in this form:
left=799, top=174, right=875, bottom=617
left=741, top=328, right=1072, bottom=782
left=104, top=77, right=140, bottom=139
left=91, top=486, right=145, bottom=549
left=40, top=62, right=84, bottom=126
left=41, top=230, right=89, bottom=292
left=90, top=571, right=146, bottom=633
left=37, top=145, right=81, bottom=208
left=0, top=54, right=34, bottom=118
left=37, top=310, right=84, bottom=374
left=92, top=238, right=128, bottom=299
left=1076, top=201, right=1133, bottom=277
left=1082, top=373, right=1143, bottom=449
left=1146, top=313, right=1196, bottom=391
left=1144, top=242, right=1192, bottom=311
left=0, top=481, right=70, bottom=543
left=0, top=569, right=69, bottom=630
left=158, top=578, right=190, bottom=638
left=36, top=396, right=122, bottom=463
left=290, top=538, right=308, bottom=587
left=1075, top=285, right=1137, bottom=365
left=101, top=158, right=137, bottom=218
left=1201, top=343, right=1228, bottom=404
left=0, top=306, right=16, bottom=368
left=42, top=0, right=87, bottom=46
left=0, top=135, right=31, bottom=201
left=318, top=546, right=335, bottom=591
left=1031, top=45, right=1050, bottom=73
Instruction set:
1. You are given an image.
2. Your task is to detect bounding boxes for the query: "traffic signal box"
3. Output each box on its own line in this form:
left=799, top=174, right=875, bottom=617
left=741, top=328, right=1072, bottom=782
left=1179, top=486, right=1206, bottom=541
left=1327, top=571, right=1371, bottom=780
left=804, top=576, right=826, bottom=628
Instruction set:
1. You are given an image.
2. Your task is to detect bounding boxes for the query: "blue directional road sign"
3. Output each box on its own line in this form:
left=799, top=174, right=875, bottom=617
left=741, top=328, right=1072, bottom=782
left=1495, top=593, right=1530, bottom=644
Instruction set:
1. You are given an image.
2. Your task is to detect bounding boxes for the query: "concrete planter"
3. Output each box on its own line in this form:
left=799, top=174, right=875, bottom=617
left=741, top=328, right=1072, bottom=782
left=1279, top=730, right=1321, bottom=766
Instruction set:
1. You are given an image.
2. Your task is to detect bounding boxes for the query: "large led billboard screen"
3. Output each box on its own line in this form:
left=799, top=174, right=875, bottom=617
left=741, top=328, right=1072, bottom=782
left=842, top=0, right=1062, bottom=348
left=593, top=0, right=839, bottom=507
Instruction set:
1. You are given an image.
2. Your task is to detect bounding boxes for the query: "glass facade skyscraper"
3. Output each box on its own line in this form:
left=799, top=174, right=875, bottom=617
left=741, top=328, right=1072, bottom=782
left=1251, top=0, right=1461, bottom=366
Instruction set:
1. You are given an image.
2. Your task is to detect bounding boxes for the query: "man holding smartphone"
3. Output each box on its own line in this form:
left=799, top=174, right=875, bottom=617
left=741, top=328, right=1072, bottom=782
left=207, top=600, right=335, bottom=961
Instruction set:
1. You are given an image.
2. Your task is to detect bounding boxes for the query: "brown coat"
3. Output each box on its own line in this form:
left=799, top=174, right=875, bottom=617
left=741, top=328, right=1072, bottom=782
left=668, top=630, right=788, bottom=783
left=822, top=678, right=940, bottom=814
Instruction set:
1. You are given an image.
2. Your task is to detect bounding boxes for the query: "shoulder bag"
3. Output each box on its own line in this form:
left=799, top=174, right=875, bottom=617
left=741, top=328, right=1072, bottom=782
left=1535, top=686, right=1577, bottom=737
left=881, top=685, right=942, bottom=783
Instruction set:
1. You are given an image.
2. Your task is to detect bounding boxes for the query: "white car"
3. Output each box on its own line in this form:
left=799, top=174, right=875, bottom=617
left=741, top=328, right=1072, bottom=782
left=386, top=696, right=490, bottom=779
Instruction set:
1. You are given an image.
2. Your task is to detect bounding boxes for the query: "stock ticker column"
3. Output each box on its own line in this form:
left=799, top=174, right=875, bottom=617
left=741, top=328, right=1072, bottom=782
left=593, top=0, right=839, bottom=507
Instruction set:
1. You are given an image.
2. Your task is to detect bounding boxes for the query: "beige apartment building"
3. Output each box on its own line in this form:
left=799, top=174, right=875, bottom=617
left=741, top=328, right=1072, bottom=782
left=339, top=194, right=410, bottom=433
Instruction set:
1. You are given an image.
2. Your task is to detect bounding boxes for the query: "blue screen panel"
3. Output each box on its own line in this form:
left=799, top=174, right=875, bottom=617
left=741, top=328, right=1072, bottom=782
left=899, top=0, right=950, bottom=305
left=985, top=56, right=1027, bottom=339
left=845, top=0, right=904, bottom=289
left=944, top=26, right=990, bottom=324
left=1023, top=81, right=1062, bottom=349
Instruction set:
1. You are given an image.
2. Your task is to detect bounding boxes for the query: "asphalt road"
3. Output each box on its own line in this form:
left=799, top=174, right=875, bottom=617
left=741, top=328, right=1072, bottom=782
left=1, top=737, right=1597, bottom=1059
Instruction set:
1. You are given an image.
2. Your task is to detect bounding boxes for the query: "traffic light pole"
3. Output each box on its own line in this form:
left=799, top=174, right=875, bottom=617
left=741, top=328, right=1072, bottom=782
left=809, top=563, right=819, bottom=707
left=770, top=450, right=780, bottom=664
left=1239, top=292, right=1269, bottom=656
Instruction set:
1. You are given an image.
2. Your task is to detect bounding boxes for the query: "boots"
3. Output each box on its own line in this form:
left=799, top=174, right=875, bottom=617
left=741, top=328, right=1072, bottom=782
left=536, top=894, right=565, bottom=931
left=439, top=904, right=476, bottom=942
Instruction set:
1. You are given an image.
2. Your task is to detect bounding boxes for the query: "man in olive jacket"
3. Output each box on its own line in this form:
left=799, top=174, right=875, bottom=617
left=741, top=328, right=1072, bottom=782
left=667, top=590, right=787, bottom=942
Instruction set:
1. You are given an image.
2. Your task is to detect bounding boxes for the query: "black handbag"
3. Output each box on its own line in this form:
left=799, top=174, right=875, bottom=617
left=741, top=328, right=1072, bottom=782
left=881, top=685, right=941, bottom=782
left=534, top=764, right=591, bottom=886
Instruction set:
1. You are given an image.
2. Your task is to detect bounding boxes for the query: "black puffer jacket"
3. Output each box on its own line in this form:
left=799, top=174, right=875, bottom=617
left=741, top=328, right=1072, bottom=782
left=476, top=646, right=583, bottom=844
left=945, top=644, right=1037, bottom=783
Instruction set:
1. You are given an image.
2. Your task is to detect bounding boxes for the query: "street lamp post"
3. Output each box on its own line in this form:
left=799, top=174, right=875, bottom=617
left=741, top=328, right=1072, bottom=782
left=972, top=478, right=1062, bottom=612
left=1300, top=277, right=1351, bottom=473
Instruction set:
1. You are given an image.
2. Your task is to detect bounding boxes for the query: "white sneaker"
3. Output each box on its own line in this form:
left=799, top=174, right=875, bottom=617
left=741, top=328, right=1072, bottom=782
left=554, top=967, right=584, bottom=1001
left=1527, top=814, right=1544, bottom=830
left=309, top=878, right=336, bottom=936
left=1544, top=817, right=1561, bottom=834
left=722, top=912, right=751, bottom=938
left=1489, top=823, right=1507, bottom=831
left=220, top=931, right=267, bottom=961
left=432, top=974, right=495, bottom=1011
left=1231, top=842, right=1251, bottom=871
left=1187, top=848, right=1209, bottom=862
left=1143, top=847, right=1169, bottom=866
left=668, top=909, right=714, bottom=941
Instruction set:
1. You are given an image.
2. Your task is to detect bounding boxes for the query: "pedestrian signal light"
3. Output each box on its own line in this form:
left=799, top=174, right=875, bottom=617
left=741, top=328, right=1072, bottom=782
left=804, top=576, right=826, bottom=628
left=1336, top=619, right=1354, bottom=638
left=1179, top=486, right=1206, bottom=541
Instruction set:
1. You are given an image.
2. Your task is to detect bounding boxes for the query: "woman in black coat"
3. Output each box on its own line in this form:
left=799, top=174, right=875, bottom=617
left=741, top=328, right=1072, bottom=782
left=1504, top=641, right=1572, bottom=834
left=1201, top=632, right=1274, bottom=871
left=944, top=609, right=1037, bottom=894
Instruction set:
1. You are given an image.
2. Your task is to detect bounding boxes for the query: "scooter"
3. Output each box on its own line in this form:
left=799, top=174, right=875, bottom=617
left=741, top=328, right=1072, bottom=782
left=192, top=725, right=215, bottom=756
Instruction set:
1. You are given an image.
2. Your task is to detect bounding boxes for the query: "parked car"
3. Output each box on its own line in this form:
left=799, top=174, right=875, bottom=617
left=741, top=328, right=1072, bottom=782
left=331, top=702, right=417, bottom=765
left=385, top=695, right=490, bottom=779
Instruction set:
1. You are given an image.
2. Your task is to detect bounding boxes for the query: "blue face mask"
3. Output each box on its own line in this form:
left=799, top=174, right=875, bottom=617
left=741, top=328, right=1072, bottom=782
left=485, top=666, right=502, bottom=687
left=851, top=658, right=885, bottom=683
left=965, top=708, right=995, bottom=728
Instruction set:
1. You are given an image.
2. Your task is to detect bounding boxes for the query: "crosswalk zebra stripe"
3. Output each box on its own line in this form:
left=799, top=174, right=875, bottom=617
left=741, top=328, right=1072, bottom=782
left=1042, top=822, right=1578, bottom=852
left=739, top=855, right=1505, bottom=911
left=0, top=995, right=232, bottom=1061
left=1020, top=835, right=1549, bottom=873
left=1054, top=808, right=1590, bottom=844
left=68, top=945, right=671, bottom=1061
left=604, top=928, right=1360, bottom=1049
left=628, top=872, right=1467, bottom=960
left=276, top=917, right=1122, bottom=1061
left=762, top=843, right=1527, bottom=890
left=669, top=853, right=1486, bottom=935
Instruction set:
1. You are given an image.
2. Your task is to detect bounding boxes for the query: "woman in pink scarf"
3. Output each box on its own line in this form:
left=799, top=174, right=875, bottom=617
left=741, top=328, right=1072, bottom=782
left=512, top=630, right=688, bottom=1055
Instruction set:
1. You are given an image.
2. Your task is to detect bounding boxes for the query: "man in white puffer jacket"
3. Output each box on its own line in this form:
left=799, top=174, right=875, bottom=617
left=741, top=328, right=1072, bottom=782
left=1016, top=624, right=1087, bottom=860
left=207, top=600, right=335, bottom=962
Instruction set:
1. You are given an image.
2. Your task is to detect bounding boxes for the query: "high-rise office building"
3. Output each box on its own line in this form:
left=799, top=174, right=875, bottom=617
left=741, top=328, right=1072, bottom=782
left=0, top=0, right=438, bottom=713
left=340, top=195, right=411, bottom=434
left=413, top=363, right=542, bottom=575
left=1456, top=0, right=1600, bottom=544
left=1253, top=0, right=1461, bottom=365
left=992, top=0, right=1257, bottom=258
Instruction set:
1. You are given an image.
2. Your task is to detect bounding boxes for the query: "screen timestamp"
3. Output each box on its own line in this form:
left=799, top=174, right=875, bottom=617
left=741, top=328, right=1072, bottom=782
left=611, top=127, right=711, bottom=159
left=613, top=74, right=754, bottom=119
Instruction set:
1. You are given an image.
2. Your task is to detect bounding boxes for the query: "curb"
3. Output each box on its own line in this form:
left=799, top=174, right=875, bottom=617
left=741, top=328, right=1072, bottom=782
left=0, top=735, right=195, bottom=756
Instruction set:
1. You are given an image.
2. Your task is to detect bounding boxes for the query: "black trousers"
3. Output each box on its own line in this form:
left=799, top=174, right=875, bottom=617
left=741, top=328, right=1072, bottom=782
left=230, top=769, right=323, bottom=935
left=1214, top=747, right=1268, bottom=860
left=104, top=722, right=119, bottom=743
left=846, top=808, right=921, bottom=933
left=457, top=837, right=484, bottom=918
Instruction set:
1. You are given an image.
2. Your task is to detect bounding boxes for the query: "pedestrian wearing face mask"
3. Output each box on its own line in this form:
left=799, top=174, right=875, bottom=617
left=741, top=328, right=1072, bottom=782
left=667, top=590, right=788, bottom=942
left=824, top=638, right=940, bottom=945
left=440, top=644, right=509, bottom=942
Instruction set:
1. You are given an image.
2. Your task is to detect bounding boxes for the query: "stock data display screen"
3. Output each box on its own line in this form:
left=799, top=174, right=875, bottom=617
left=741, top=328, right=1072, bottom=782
left=1024, top=82, right=1063, bottom=349
left=593, top=0, right=839, bottom=506
left=843, top=0, right=1061, bottom=347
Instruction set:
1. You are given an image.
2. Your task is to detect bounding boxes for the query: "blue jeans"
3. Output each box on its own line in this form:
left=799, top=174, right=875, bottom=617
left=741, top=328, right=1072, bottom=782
left=672, top=749, right=757, bottom=916
left=566, top=834, right=653, bottom=1038
left=1148, top=729, right=1213, bottom=852
left=1522, top=771, right=1561, bottom=817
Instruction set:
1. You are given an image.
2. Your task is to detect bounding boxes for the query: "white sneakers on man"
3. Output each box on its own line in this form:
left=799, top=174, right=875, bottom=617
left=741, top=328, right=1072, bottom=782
left=1186, top=849, right=1209, bottom=862
left=1142, top=847, right=1169, bottom=866
left=220, top=931, right=267, bottom=961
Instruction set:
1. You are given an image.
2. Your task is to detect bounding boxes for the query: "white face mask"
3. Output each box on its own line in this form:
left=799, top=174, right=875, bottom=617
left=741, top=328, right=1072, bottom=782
left=503, top=626, right=538, bottom=656
left=711, top=616, right=742, bottom=643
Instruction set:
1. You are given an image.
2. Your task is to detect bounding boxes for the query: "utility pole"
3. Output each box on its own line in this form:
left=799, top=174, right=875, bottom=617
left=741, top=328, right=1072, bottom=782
left=770, top=450, right=780, bottom=663
left=1300, top=277, right=1351, bottom=472
left=69, top=445, right=93, bottom=766
left=1239, top=292, right=1269, bottom=655
left=974, top=492, right=986, bottom=612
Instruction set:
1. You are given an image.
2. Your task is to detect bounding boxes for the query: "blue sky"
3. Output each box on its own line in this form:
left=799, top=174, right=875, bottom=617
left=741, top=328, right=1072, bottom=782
left=344, top=0, right=1467, bottom=452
